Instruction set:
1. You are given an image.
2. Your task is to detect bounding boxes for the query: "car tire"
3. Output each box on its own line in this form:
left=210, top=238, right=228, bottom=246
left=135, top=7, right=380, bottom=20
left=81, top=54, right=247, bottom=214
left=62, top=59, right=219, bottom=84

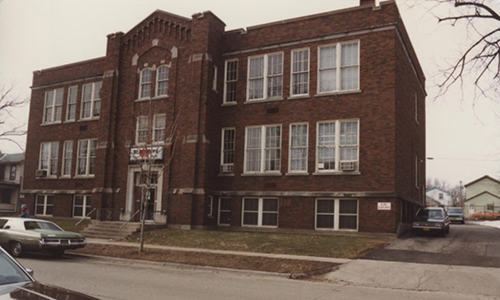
left=461, top=220, right=465, bottom=224
left=10, top=241, right=24, bottom=257
left=51, top=250, right=65, bottom=258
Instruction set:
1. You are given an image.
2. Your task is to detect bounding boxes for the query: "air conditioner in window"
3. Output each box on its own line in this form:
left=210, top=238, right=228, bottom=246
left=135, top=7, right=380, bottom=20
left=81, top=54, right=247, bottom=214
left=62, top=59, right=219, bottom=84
left=35, top=169, right=47, bottom=177
left=221, top=164, right=233, bottom=173
left=340, top=161, right=356, bottom=172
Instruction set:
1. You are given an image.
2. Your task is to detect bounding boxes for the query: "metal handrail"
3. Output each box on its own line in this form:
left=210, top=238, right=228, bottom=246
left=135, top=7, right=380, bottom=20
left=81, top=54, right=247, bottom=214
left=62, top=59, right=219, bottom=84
left=75, top=208, right=97, bottom=233
left=119, top=210, right=140, bottom=239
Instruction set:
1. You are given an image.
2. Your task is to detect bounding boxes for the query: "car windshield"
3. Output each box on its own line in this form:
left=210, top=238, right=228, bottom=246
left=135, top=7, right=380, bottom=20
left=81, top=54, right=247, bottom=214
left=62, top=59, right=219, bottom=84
left=24, top=221, right=62, bottom=231
left=448, top=208, right=463, bottom=213
left=0, top=250, right=32, bottom=286
left=416, top=209, right=444, bottom=220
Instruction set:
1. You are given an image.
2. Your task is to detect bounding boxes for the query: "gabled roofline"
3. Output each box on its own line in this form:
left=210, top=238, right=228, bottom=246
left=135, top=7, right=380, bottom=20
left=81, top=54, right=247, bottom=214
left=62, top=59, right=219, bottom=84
left=426, top=187, right=450, bottom=196
left=464, top=175, right=500, bottom=188
left=465, top=191, right=500, bottom=203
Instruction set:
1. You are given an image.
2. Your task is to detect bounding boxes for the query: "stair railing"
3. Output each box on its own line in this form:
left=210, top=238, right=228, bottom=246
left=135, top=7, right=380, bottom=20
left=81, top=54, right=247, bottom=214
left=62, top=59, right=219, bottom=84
left=118, top=210, right=140, bottom=239
left=75, top=208, right=97, bottom=233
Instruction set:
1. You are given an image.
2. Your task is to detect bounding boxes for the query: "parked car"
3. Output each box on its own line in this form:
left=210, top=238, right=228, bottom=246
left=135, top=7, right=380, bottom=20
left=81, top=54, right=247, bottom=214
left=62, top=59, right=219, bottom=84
left=447, top=207, right=465, bottom=224
left=0, top=246, right=100, bottom=299
left=411, top=207, right=450, bottom=237
left=470, top=210, right=500, bottom=220
left=0, top=217, right=86, bottom=258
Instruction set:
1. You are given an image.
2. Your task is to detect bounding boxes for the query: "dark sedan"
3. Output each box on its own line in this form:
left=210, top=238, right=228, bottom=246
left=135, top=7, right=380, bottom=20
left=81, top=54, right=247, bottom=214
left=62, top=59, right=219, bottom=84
left=411, top=207, right=450, bottom=237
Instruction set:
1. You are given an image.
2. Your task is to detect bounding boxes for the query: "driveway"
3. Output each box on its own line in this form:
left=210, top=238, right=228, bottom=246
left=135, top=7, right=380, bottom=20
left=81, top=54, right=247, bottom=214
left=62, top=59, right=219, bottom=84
left=363, top=223, right=500, bottom=268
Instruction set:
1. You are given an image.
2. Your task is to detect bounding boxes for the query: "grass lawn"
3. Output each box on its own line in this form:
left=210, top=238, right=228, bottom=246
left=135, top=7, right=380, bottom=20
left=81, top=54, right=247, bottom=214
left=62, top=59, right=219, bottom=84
left=36, top=217, right=90, bottom=232
left=124, top=229, right=393, bottom=259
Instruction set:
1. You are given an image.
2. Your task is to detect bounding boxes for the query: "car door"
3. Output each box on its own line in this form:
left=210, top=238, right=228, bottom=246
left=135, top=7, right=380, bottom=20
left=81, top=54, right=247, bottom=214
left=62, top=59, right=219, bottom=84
left=0, top=219, right=9, bottom=248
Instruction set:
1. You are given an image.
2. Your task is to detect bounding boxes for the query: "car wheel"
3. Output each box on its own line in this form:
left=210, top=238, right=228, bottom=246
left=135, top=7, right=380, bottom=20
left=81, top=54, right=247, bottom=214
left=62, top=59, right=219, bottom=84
left=51, top=250, right=65, bottom=258
left=461, top=220, right=465, bottom=224
left=10, top=241, right=24, bottom=257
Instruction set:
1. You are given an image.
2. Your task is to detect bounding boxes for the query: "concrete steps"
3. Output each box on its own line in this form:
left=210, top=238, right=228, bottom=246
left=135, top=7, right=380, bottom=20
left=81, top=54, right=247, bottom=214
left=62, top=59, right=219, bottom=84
left=81, top=221, right=141, bottom=240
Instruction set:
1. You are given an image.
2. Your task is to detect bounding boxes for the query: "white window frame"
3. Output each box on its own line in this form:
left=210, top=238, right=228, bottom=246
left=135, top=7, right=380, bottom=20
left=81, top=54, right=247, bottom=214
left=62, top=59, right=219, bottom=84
left=139, top=68, right=153, bottom=99
left=241, top=198, right=279, bottom=228
left=218, top=197, right=231, bottom=226
left=66, top=86, right=78, bottom=122
left=315, top=198, right=358, bottom=231
left=244, top=124, right=282, bottom=174
left=76, top=139, right=97, bottom=177
left=81, top=82, right=102, bottom=120
left=61, top=140, right=73, bottom=177
left=43, top=88, right=64, bottom=124
left=289, top=123, right=308, bottom=173
left=223, top=59, right=238, bottom=104
left=290, top=48, right=310, bottom=97
left=220, top=128, right=235, bottom=174
left=136, top=116, right=149, bottom=145
left=35, top=195, right=54, bottom=216
left=156, top=65, right=170, bottom=97
left=212, top=65, right=218, bottom=91
left=317, top=40, right=359, bottom=94
left=246, top=52, right=284, bottom=101
left=316, top=119, right=359, bottom=173
left=39, top=142, right=59, bottom=177
left=73, top=195, right=92, bottom=218
left=153, top=114, right=166, bottom=144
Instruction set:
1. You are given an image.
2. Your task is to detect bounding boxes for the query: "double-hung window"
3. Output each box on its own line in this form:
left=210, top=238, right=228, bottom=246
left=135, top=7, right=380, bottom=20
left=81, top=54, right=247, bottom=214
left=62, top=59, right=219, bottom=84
left=153, top=114, right=166, bottom=143
left=81, top=82, right=102, bottom=119
left=245, top=125, right=281, bottom=173
left=224, top=60, right=238, bottom=104
left=66, top=86, right=78, bottom=121
left=9, top=165, right=16, bottom=181
left=43, top=88, right=64, bottom=124
left=289, top=123, right=308, bottom=172
left=136, top=116, right=149, bottom=145
left=218, top=197, right=231, bottom=226
left=291, top=49, right=309, bottom=96
left=242, top=198, right=278, bottom=227
left=156, top=66, right=169, bottom=97
left=317, top=120, right=359, bottom=172
left=139, top=69, right=152, bottom=99
left=39, top=142, right=59, bottom=176
left=73, top=195, right=92, bottom=218
left=318, top=41, right=359, bottom=93
left=62, top=141, right=73, bottom=177
left=316, top=199, right=358, bottom=231
left=76, top=139, right=97, bottom=177
left=220, top=128, right=235, bottom=173
left=36, top=195, right=54, bottom=216
left=247, top=53, right=283, bottom=101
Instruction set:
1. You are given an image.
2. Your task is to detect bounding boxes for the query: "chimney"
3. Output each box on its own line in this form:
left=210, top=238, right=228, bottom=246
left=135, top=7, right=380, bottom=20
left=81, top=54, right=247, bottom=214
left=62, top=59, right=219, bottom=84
left=360, top=0, right=375, bottom=6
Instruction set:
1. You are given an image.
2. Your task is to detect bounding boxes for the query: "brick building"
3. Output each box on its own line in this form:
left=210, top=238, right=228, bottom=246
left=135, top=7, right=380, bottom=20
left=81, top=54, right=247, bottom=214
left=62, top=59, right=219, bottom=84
left=22, top=0, right=425, bottom=235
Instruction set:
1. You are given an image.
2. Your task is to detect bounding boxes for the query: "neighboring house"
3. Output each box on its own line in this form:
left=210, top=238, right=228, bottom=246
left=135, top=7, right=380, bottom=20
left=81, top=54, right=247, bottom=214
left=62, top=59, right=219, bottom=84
left=425, top=195, right=441, bottom=207
left=22, top=0, right=426, bottom=234
left=464, top=175, right=500, bottom=217
left=0, top=152, right=24, bottom=215
left=426, top=187, right=452, bottom=207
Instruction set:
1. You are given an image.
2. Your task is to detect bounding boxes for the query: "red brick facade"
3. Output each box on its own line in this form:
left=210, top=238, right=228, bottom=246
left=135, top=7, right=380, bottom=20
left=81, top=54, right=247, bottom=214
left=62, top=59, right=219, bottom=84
left=22, top=1, right=425, bottom=234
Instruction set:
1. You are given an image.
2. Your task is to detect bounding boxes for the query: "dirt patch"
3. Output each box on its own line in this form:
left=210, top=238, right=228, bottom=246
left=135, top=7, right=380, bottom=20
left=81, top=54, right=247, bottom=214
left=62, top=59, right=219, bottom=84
left=69, top=244, right=338, bottom=275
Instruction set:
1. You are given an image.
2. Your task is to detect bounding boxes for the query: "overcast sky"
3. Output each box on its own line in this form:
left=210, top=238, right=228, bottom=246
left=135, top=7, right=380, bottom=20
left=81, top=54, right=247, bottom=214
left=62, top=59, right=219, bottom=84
left=1, top=0, right=500, bottom=188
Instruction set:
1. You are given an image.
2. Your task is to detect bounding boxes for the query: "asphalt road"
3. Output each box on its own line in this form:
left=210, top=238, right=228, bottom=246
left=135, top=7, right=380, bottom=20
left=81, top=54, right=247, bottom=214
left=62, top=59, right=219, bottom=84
left=16, top=254, right=498, bottom=300
left=364, top=223, right=500, bottom=267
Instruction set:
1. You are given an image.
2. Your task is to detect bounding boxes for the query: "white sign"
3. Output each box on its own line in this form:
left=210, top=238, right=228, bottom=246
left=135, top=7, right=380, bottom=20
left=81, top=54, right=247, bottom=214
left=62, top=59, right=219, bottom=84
left=130, top=147, right=164, bottom=161
left=377, top=202, right=391, bottom=210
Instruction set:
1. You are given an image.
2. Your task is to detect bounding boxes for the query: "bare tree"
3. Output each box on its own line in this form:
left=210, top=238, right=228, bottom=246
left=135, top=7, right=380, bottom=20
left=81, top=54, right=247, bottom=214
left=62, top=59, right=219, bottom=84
left=0, top=85, right=28, bottom=149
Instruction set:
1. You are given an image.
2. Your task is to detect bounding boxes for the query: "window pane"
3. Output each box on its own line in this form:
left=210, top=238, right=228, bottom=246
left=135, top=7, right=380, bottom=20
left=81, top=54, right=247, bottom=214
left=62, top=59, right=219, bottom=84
left=74, top=196, right=83, bottom=206
left=339, top=216, right=357, bottom=229
left=340, top=200, right=357, bottom=214
left=83, top=84, right=92, bottom=101
left=74, top=207, right=83, bottom=217
left=45, top=205, right=53, bottom=215
left=263, top=199, right=278, bottom=212
left=220, top=198, right=231, bottom=211
left=262, top=213, right=278, bottom=226
left=243, top=212, right=258, bottom=225
left=317, top=215, right=334, bottom=229
left=244, top=198, right=259, bottom=211
left=320, top=46, right=336, bottom=68
left=317, top=200, right=334, bottom=213
left=219, top=212, right=230, bottom=224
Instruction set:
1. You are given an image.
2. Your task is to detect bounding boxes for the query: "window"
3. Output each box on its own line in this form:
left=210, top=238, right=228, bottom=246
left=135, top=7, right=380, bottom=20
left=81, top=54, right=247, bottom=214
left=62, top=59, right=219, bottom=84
left=220, top=128, right=235, bottom=173
left=39, top=142, right=59, bottom=176
left=224, top=60, right=238, bottom=103
left=73, top=195, right=92, bottom=218
left=36, top=195, right=54, bottom=216
left=289, top=123, right=308, bottom=172
left=153, top=114, right=166, bottom=143
left=212, top=65, right=218, bottom=91
left=62, top=141, right=73, bottom=176
left=43, top=88, right=64, bottom=124
left=156, top=66, right=169, bottom=97
left=318, top=41, right=359, bottom=93
left=76, top=139, right=97, bottom=176
left=218, top=197, right=231, bottom=226
left=139, top=69, right=152, bottom=99
left=245, top=125, right=281, bottom=173
left=9, top=165, right=16, bottom=181
left=208, top=196, right=213, bottom=217
left=316, top=120, right=359, bottom=172
left=316, top=199, right=358, bottom=231
left=291, top=49, right=309, bottom=96
left=81, top=82, right=102, bottom=119
left=439, top=193, right=443, bottom=200
left=247, top=53, right=283, bottom=101
left=66, top=86, right=78, bottom=121
left=136, top=116, right=149, bottom=145
left=242, top=198, right=278, bottom=227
